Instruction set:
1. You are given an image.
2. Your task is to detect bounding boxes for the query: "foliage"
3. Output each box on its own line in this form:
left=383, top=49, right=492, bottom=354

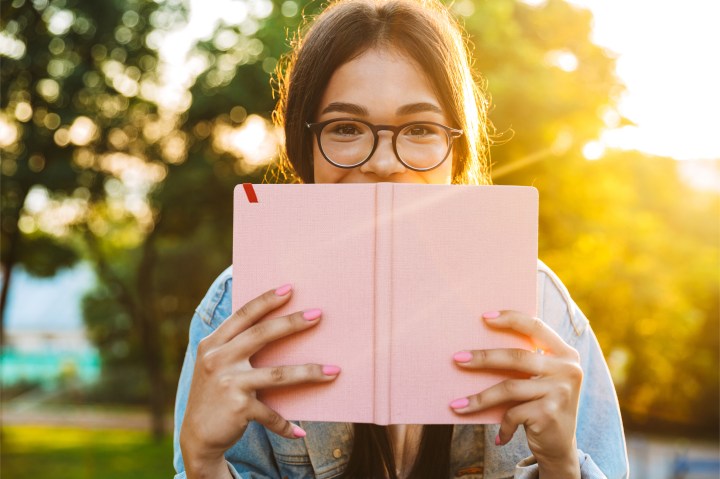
left=462, top=0, right=719, bottom=437
left=0, top=0, right=162, bottom=274
left=1, top=425, right=173, bottom=479
left=464, top=0, right=621, bottom=168
left=1, top=0, right=171, bottom=436
left=2, top=0, right=717, bottom=441
left=524, top=151, right=719, bottom=437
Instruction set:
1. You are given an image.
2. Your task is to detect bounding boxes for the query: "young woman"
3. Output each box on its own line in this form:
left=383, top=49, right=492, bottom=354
left=174, top=0, right=629, bottom=477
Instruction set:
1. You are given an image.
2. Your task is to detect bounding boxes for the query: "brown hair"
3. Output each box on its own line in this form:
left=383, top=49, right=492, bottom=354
left=271, top=0, right=493, bottom=185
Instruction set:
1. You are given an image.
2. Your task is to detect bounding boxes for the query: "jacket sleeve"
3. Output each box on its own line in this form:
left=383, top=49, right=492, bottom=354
left=173, top=268, right=281, bottom=479
left=509, top=263, right=630, bottom=479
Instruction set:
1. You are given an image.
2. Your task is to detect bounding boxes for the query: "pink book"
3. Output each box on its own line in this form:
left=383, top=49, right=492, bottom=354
left=233, top=183, right=537, bottom=425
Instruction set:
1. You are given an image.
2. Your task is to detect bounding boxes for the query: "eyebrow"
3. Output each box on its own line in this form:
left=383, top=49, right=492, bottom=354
left=396, top=102, right=443, bottom=115
left=320, top=102, right=443, bottom=116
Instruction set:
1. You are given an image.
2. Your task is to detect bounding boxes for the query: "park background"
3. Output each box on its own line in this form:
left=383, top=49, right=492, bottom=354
left=1, top=0, right=718, bottom=477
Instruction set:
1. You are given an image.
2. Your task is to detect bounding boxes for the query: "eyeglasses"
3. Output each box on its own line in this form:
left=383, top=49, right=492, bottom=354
left=306, top=118, right=463, bottom=172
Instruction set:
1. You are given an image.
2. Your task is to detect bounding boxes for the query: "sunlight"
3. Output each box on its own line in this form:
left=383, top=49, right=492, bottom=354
left=582, top=140, right=605, bottom=161
left=0, top=115, right=18, bottom=147
left=572, top=0, right=720, bottom=162
left=0, top=31, right=26, bottom=59
left=213, top=114, right=281, bottom=168
left=22, top=185, right=87, bottom=237
left=14, top=102, right=32, bottom=122
left=66, top=116, right=96, bottom=146
left=544, top=49, right=578, bottom=72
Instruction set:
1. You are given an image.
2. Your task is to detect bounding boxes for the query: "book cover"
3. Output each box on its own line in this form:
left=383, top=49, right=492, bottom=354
left=233, top=183, right=537, bottom=424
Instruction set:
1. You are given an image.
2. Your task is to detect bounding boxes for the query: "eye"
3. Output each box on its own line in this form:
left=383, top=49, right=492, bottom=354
left=328, top=122, right=363, bottom=136
left=408, top=126, right=431, bottom=136
left=403, top=123, right=442, bottom=139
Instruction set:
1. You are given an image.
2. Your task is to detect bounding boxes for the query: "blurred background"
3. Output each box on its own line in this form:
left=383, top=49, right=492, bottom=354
left=1, top=0, right=718, bottom=477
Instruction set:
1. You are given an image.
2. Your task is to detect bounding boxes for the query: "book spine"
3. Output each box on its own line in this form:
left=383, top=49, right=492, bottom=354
left=373, top=183, right=393, bottom=425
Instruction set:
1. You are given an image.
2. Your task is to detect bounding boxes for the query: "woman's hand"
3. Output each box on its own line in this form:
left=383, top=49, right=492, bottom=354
left=450, top=310, right=583, bottom=478
left=180, top=284, right=340, bottom=478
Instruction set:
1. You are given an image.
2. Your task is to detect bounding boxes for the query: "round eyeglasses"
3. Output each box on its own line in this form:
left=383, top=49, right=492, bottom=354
left=306, top=118, right=463, bottom=172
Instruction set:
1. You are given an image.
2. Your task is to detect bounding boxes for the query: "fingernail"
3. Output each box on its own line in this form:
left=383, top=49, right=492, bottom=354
left=495, top=434, right=502, bottom=446
left=483, top=311, right=501, bottom=319
left=292, top=425, right=307, bottom=438
left=275, top=284, right=293, bottom=296
left=322, top=365, right=341, bottom=376
left=303, top=309, right=322, bottom=321
left=453, top=351, right=472, bottom=363
left=449, top=397, right=469, bottom=409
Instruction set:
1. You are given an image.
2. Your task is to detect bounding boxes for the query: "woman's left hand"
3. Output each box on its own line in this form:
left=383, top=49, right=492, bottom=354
left=450, top=310, right=583, bottom=478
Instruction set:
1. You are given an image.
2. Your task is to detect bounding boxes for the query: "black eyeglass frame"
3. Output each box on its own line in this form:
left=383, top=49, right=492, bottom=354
left=306, top=118, right=464, bottom=172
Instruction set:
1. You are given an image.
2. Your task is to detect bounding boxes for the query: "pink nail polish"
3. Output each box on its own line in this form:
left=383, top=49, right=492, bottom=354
left=303, top=309, right=322, bottom=321
left=449, top=397, right=469, bottom=409
left=453, top=351, right=473, bottom=363
left=495, top=434, right=501, bottom=446
left=483, top=311, right=501, bottom=319
left=322, top=365, right=341, bottom=376
left=275, top=284, right=293, bottom=296
left=292, top=425, right=307, bottom=438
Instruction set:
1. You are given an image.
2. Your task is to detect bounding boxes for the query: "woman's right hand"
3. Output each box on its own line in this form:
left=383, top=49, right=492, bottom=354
left=179, top=283, right=340, bottom=478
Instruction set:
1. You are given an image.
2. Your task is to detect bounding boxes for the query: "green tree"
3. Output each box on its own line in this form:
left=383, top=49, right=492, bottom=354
left=533, top=151, right=719, bottom=436
left=7, top=0, right=716, bottom=442
left=458, top=0, right=719, bottom=435
left=1, top=0, right=170, bottom=437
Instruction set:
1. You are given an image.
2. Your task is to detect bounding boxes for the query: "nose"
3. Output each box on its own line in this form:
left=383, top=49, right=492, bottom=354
left=359, top=130, right=406, bottom=178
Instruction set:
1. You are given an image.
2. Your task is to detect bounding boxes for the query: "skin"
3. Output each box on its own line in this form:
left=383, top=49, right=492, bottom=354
left=452, top=311, right=583, bottom=478
left=180, top=48, right=582, bottom=479
left=312, top=48, right=453, bottom=185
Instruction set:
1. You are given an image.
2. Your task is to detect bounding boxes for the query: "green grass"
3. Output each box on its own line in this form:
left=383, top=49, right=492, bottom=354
left=1, top=426, right=174, bottom=479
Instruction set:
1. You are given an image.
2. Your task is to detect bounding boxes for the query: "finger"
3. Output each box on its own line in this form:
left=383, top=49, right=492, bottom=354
left=497, top=401, right=536, bottom=446
left=213, top=284, right=295, bottom=344
left=248, top=400, right=307, bottom=440
left=449, top=378, right=545, bottom=414
left=453, top=348, right=547, bottom=376
left=482, top=310, right=575, bottom=357
left=229, top=308, right=323, bottom=359
left=241, top=363, right=341, bottom=391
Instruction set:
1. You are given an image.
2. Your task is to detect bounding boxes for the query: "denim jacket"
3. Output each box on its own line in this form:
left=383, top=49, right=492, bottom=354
left=174, top=260, right=629, bottom=478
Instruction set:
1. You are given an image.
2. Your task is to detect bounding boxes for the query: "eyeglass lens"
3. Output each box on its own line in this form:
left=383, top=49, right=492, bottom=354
left=319, top=120, right=451, bottom=170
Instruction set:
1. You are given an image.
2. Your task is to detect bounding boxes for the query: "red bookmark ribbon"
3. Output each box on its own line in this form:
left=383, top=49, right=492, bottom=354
left=242, top=183, right=258, bottom=203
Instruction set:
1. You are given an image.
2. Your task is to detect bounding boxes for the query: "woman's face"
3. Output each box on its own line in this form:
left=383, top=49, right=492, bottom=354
left=312, top=48, right=453, bottom=184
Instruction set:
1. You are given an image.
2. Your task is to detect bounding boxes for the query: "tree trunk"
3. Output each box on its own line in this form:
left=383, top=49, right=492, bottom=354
left=136, top=227, right=166, bottom=440
left=83, top=226, right=166, bottom=440
left=0, top=225, right=22, bottom=347
left=0, top=260, right=14, bottom=347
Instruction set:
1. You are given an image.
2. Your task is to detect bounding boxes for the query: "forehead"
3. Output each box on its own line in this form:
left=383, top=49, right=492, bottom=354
left=318, top=47, right=443, bottom=119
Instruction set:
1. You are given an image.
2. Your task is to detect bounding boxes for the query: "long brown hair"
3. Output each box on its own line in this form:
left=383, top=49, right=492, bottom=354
left=344, top=423, right=455, bottom=478
left=272, top=0, right=493, bottom=186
